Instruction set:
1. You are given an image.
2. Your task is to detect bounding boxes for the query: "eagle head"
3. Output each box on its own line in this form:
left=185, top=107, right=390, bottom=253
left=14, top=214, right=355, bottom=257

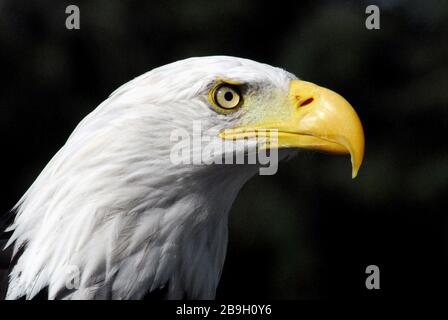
left=4, top=56, right=364, bottom=299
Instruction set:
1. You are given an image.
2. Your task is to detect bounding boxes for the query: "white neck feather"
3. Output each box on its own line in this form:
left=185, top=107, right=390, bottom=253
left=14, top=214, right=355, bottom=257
left=6, top=115, right=255, bottom=299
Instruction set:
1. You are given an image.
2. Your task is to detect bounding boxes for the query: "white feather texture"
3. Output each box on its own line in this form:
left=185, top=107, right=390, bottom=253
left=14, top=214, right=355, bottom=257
left=5, top=56, right=295, bottom=299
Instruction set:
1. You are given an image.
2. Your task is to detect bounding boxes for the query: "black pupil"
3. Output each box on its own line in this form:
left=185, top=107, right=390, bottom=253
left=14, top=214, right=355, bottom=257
left=224, top=91, right=234, bottom=102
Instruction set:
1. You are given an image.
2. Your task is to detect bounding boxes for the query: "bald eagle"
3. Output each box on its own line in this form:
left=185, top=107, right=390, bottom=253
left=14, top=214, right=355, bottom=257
left=1, top=56, right=364, bottom=299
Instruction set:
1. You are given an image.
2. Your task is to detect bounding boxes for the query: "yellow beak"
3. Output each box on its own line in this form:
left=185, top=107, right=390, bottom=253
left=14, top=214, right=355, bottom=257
left=220, top=80, right=365, bottom=178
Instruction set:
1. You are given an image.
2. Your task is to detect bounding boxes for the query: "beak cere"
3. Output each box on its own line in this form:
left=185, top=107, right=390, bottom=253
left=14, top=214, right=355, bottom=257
left=220, top=79, right=365, bottom=178
left=282, top=80, right=365, bottom=178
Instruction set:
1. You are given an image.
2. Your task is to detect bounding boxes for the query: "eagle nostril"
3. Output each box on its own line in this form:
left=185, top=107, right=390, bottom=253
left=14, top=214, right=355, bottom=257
left=299, top=97, right=314, bottom=107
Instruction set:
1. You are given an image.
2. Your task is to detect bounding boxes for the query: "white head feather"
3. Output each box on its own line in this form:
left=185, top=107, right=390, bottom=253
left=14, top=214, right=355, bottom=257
left=5, top=56, right=296, bottom=299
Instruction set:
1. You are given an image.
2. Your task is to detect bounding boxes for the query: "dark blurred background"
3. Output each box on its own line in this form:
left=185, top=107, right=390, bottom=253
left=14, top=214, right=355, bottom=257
left=0, top=0, right=447, bottom=299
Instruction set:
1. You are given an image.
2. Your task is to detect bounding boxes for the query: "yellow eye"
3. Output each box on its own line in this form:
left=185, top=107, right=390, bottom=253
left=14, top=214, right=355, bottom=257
left=212, top=84, right=242, bottom=111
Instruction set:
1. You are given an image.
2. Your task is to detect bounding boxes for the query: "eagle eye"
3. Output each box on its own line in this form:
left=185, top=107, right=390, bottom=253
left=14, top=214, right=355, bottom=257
left=210, top=83, right=242, bottom=112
